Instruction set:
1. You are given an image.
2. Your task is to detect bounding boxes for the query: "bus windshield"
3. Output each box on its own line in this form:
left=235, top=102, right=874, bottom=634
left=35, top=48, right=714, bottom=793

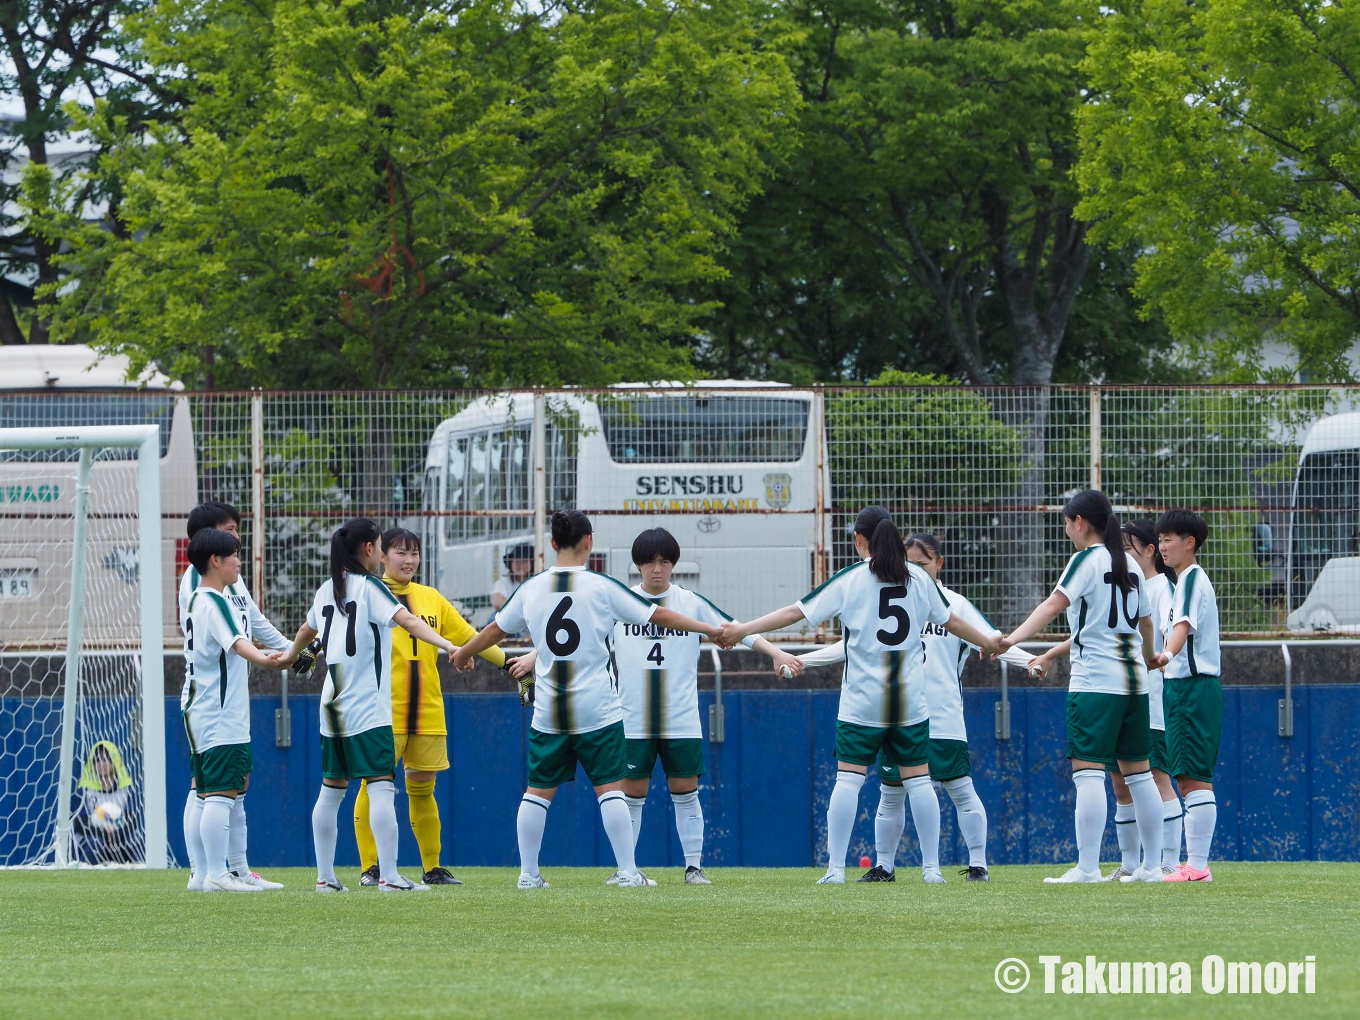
left=600, top=395, right=809, bottom=463
left=0, top=393, right=177, bottom=460
left=1290, top=449, right=1360, bottom=608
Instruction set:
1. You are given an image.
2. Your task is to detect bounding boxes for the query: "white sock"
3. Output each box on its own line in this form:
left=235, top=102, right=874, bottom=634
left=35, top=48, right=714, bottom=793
left=311, top=785, right=347, bottom=884
left=367, top=779, right=400, bottom=883
left=199, top=795, right=233, bottom=882
left=227, top=794, right=249, bottom=875
left=825, top=770, right=865, bottom=873
left=670, top=790, right=704, bottom=870
left=1114, top=800, right=1139, bottom=871
left=1183, top=789, right=1217, bottom=870
left=1123, top=770, right=1164, bottom=873
left=943, top=776, right=988, bottom=869
left=874, top=783, right=906, bottom=873
left=183, top=790, right=204, bottom=878
left=904, top=775, right=941, bottom=872
left=624, top=795, right=647, bottom=851
left=598, top=792, right=637, bottom=875
left=517, top=794, right=550, bottom=878
left=1072, top=769, right=1107, bottom=874
left=1162, top=796, right=1183, bottom=868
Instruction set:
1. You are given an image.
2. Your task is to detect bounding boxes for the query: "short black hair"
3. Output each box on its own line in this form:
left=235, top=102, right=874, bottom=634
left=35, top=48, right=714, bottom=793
left=186, top=501, right=240, bottom=539
left=631, top=527, right=681, bottom=566
left=550, top=509, right=592, bottom=550
left=382, top=527, right=420, bottom=553
left=188, top=527, right=241, bottom=574
left=1156, top=509, right=1209, bottom=551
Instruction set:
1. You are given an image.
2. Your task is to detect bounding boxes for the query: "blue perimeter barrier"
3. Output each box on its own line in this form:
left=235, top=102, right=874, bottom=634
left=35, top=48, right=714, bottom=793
left=4, top=688, right=1354, bottom=868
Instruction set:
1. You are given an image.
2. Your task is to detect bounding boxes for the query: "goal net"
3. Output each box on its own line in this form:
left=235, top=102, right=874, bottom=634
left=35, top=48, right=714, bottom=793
left=0, top=425, right=166, bottom=867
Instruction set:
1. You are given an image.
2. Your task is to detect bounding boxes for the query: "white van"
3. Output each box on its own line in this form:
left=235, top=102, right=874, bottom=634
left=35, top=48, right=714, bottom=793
left=1286, top=412, right=1360, bottom=632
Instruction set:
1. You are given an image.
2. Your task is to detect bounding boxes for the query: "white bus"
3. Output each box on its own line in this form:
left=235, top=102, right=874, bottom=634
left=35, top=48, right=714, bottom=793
left=419, top=383, right=831, bottom=632
left=1286, top=412, right=1360, bottom=633
left=0, top=346, right=197, bottom=646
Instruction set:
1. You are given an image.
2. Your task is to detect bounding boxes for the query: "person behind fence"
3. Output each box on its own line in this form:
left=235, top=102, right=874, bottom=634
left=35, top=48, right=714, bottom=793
left=492, top=543, right=534, bottom=613
left=72, top=740, right=145, bottom=864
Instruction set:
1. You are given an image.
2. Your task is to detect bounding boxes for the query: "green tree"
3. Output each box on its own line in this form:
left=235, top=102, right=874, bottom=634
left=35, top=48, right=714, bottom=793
left=1078, top=0, right=1360, bottom=382
left=26, top=0, right=800, bottom=388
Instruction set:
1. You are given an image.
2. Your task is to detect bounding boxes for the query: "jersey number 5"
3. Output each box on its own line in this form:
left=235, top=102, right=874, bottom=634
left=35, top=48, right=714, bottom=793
left=877, top=586, right=911, bottom=646
left=320, top=602, right=359, bottom=656
left=547, top=597, right=581, bottom=656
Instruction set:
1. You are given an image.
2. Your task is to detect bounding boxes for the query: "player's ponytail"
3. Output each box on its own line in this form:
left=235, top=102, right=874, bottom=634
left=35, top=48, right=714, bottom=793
left=330, top=517, right=382, bottom=610
left=854, top=506, right=907, bottom=586
left=1121, top=518, right=1175, bottom=584
left=1064, top=489, right=1134, bottom=594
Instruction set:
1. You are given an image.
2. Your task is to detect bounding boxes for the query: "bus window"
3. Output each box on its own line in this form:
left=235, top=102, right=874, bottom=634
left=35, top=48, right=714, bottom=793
left=421, top=465, right=442, bottom=585
left=1290, top=450, right=1360, bottom=608
left=488, top=429, right=507, bottom=537
left=599, top=395, right=809, bottom=464
left=0, top=393, right=176, bottom=461
left=443, top=434, right=467, bottom=545
left=508, top=425, right=531, bottom=533
left=465, top=431, right=489, bottom=540
left=548, top=426, right=577, bottom=510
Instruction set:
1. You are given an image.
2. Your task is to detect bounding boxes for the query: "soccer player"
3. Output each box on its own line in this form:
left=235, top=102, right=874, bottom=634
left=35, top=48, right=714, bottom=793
left=180, top=528, right=285, bottom=892
left=353, top=527, right=515, bottom=888
left=716, top=507, right=1000, bottom=885
left=1151, top=510, right=1222, bottom=883
left=177, top=501, right=288, bottom=892
left=451, top=510, right=725, bottom=889
left=998, top=490, right=1164, bottom=884
left=276, top=518, right=460, bottom=893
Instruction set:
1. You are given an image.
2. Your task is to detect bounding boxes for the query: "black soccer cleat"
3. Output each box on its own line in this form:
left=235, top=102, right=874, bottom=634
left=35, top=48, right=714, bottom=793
left=359, top=864, right=380, bottom=887
left=961, top=866, right=990, bottom=882
left=855, top=864, right=896, bottom=883
left=423, top=867, right=464, bottom=886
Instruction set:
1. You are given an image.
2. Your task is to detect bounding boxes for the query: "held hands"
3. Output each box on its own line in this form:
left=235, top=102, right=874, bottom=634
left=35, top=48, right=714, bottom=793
left=1148, top=650, right=1170, bottom=671
left=1026, top=654, right=1050, bottom=679
left=976, top=632, right=1003, bottom=658
left=770, top=649, right=802, bottom=679
left=506, top=653, right=536, bottom=680
left=713, top=621, right=745, bottom=649
left=992, top=634, right=1016, bottom=658
left=450, top=646, right=475, bottom=673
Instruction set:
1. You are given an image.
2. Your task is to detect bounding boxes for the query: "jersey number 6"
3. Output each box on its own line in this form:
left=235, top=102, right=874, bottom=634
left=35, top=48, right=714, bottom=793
left=547, top=597, right=581, bottom=656
left=877, top=586, right=911, bottom=646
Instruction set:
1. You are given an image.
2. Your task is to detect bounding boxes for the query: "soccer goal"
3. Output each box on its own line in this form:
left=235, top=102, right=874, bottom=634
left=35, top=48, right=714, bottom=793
left=0, top=425, right=166, bottom=868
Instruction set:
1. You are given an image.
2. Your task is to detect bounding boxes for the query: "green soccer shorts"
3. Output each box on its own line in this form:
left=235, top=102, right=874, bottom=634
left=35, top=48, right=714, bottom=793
left=836, top=719, right=930, bottom=769
left=192, top=742, right=252, bottom=794
left=528, top=721, right=628, bottom=788
left=321, top=726, right=397, bottom=781
left=625, top=736, right=705, bottom=779
left=1066, top=691, right=1150, bottom=766
left=1163, top=676, right=1223, bottom=782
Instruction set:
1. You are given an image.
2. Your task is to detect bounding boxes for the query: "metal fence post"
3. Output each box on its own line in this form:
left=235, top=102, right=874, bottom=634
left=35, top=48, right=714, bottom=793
left=995, top=661, right=1011, bottom=740
left=813, top=386, right=827, bottom=588
left=531, top=390, right=547, bottom=572
left=250, top=390, right=266, bottom=606
left=1278, top=642, right=1294, bottom=737
left=1089, top=386, right=1102, bottom=491
left=707, top=646, right=725, bottom=744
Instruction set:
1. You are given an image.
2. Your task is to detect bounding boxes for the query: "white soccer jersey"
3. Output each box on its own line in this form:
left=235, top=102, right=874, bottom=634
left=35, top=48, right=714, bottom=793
left=496, top=567, right=658, bottom=736
left=1142, top=572, right=1174, bottom=730
left=614, top=584, right=756, bottom=740
left=306, top=573, right=403, bottom=737
left=178, top=566, right=288, bottom=650
left=919, top=586, right=1001, bottom=743
left=1165, top=563, right=1221, bottom=679
left=1055, top=545, right=1152, bottom=695
left=181, top=587, right=251, bottom=754
left=797, top=560, right=951, bottom=728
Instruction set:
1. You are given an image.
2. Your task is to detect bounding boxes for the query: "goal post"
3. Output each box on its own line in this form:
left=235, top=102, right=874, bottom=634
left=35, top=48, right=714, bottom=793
left=0, top=424, right=166, bottom=868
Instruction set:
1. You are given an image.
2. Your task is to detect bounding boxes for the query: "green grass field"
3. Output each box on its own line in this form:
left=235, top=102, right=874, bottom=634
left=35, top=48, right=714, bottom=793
left=0, top=864, right=1355, bottom=1019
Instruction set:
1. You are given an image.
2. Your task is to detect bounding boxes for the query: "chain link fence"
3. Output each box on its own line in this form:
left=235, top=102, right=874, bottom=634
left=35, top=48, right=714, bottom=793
left=5, top=384, right=1359, bottom=640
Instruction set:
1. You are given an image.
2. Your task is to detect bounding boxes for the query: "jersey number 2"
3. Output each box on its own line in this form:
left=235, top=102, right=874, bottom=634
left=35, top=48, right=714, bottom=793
left=320, top=602, right=358, bottom=656
left=877, top=586, right=911, bottom=646
left=547, top=597, right=581, bottom=655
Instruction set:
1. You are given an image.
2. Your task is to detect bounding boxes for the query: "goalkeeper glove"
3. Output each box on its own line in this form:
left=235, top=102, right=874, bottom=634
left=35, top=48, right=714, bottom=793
left=293, top=640, right=323, bottom=679
left=503, top=657, right=534, bottom=706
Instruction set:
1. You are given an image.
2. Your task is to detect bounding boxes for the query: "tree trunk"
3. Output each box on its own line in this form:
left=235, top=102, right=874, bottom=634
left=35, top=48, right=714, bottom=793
left=0, top=295, right=26, bottom=345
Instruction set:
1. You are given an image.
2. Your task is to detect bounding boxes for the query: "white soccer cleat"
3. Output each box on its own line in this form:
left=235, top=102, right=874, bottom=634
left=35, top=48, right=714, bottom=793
left=204, top=873, right=262, bottom=893
left=315, top=879, right=348, bottom=893
left=684, top=866, right=712, bottom=885
left=517, top=873, right=550, bottom=889
left=1160, top=864, right=1180, bottom=877
left=922, top=867, right=946, bottom=884
left=816, top=870, right=845, bottom=885
left=1103, top=865, right=1134, bottom=882
left=232, top=870, right=284, bottom=890
left=186, top=873, right=205, bottom=892
left=616, top=871, right=657, bottom=887
left=1119, top=867, right=1164, bottom=883
left=1044, top=866, right=1102, bottom=884
left=379, top=875, right=430, bottom=892
left=604, top=870, right=622, bottom=886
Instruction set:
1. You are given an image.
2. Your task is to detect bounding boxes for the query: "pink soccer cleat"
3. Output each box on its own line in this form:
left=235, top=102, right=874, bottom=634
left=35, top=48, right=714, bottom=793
left=1163, top=863, right=1212, bottom=882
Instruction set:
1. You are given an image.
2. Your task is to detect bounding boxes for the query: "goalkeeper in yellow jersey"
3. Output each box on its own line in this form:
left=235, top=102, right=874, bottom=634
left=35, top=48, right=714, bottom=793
left=354, top=528, right=515, bottom=886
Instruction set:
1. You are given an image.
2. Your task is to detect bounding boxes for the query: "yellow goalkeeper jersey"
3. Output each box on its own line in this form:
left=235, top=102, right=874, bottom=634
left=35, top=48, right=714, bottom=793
left=384, top=576, right=507, bottom=735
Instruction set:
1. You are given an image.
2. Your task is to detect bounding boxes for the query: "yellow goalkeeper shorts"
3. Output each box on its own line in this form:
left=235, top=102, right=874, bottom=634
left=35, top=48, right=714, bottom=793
left=393, top=732, right=449, bottom=773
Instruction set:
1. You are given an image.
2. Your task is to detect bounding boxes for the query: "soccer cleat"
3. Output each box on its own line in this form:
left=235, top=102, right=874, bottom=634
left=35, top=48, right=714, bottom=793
left=1044, top=866, right=1103, bottom=884
left=379, top=875, right=431, bottom=892
left=1103, top=865, right=1134, bottom=882
left=816, top=870, right=845, bottom=885
left=204, top=873, right=262, bottom=893
left=604, top=870, right=623, bottom=886
left=315, top=879, right=348, bottom=893
left=423, top=867, right=464, bottom=886
left=1160, top=864, right=1180, bottom=877
left=855, top=865, right=896, bottom=883
left=186, top=873, right=204, bottom=892
left=517, top=873, right=550, bottom=889
left=1163, top=863, right=1212, bottom=883
left=616, top=871, right=657, bottom=887
left=232, top=870, right=284, bottom=890
left=922, top=867, right=946, bottom=884
left=961, top=866, right=990, bottom=882
left=359, top=865, right=380, bottom=887
left=684, top=866, right=712, bottom=885
left=1120, top=866, right=1164, bottom=883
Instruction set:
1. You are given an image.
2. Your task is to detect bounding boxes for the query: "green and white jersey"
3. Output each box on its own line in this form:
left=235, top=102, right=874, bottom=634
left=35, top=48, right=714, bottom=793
left=1165, top=563, right=1220, bottom=679
left=1055, top=546, right=1151, bottom=695
left=496, top=566, right=657, bottom=736
left=920, top=586, right=1001, bottom=743
left=797, top=560, right=951, bottom=728
left=1143, top=572, right=1174, bottom=730
left=614, top=583, right=756, bottom=740
left=306, top=573, right=403, bottom=738
left=180, top=587, right=251, bottom=754
left=178, top=566, right=288, bottom=650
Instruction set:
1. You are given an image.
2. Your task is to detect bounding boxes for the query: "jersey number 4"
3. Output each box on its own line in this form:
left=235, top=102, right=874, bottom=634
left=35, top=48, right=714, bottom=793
left=877, top=586, right=911, bottom=646
left=647, top=642, right=665, bottom=667
left=320, top=602, right=359, bottom=656
left=547, top=597, right=581, bottom=655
